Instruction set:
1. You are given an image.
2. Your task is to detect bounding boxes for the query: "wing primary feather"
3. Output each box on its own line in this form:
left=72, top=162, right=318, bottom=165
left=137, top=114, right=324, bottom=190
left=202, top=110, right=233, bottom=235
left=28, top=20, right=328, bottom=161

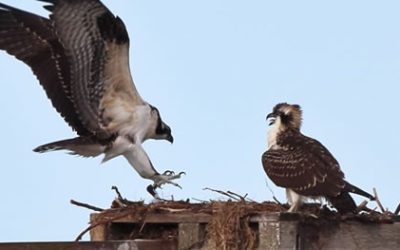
left=49, top=0, right=108, bottom=134
left=37, top=0, right=56, bottom=3
left=0, top=1, right=91, bottom=135
left=97, top=12, right=129, bottom=44
left=327, top=192, right=357, bottom=214
left=344, top=181, right=375, bottom=200
left=48, top=0, right=138, bottom=137
left=43, top=5, right=54, bottom=12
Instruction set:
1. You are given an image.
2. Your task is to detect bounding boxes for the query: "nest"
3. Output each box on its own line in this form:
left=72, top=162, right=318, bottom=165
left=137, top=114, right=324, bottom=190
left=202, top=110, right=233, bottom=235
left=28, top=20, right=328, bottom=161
left=85, top=200, right=283, bottom=248
left=73, top=187, right=399, bottom=248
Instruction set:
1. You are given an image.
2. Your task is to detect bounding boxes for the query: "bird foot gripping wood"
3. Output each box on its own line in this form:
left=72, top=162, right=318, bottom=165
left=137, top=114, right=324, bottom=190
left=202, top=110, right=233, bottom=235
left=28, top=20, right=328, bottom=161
left=147, top=171, right=186, bottom=199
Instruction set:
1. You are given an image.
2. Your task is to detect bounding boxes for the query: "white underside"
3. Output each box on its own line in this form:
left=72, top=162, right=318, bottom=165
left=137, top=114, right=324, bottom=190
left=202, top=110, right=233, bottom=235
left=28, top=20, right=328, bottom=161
left=102, top=136, right=157, bottom=179
left=286, top=189, right=304, bottom=212
left=267, top=116, right=283, bottom=150
left=122, top=143, right=158, bottom=179
left=286, top=189, right=325, bottom=212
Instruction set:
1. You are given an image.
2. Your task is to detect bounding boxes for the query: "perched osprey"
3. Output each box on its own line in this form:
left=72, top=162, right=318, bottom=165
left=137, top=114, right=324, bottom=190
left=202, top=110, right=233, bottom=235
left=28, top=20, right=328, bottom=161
left=0, top=0, right=184, bottom=198
left=262, top=103, right=374, bottom=213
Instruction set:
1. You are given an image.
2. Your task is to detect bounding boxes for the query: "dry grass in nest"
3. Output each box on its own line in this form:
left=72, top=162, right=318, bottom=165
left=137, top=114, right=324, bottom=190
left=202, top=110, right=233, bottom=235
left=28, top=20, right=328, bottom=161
left=207, top=201, right=257, bottom=250
left=73, top=187, right=399, bottom=245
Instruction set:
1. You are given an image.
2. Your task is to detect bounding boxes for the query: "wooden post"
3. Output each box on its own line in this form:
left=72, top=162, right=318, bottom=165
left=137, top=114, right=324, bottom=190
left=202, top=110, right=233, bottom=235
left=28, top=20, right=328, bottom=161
left=257, top=214, right=280, bottom=249
left=178, top=223, right=203, bottom=250
left=89, top=214, right=107, bottom=241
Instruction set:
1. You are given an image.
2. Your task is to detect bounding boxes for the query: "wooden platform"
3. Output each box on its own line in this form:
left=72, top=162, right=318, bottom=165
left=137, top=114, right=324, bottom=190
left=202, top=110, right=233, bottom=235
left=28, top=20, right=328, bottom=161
left=89, top=202, right=400, bottom=250
left=0, top=240, right=176, bottom=250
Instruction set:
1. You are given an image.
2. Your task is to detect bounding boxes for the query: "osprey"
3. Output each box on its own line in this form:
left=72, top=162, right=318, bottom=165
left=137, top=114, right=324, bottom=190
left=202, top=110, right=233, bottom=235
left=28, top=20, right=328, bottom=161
left=262, top=103, right=374, bottom=213
left=0, top=0, right=184, bottom=198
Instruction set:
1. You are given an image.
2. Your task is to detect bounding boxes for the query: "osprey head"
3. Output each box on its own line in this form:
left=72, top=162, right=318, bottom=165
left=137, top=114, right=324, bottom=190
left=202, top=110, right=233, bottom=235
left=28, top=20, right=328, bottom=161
left=267, top=103, right=302, bottom=130
left=150, top=105, right=174, bottom=143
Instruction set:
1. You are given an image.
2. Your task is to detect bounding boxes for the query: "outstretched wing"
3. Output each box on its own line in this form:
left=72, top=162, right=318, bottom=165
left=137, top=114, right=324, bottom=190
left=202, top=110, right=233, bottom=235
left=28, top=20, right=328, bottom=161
left=262, top=134, right=346, bottom=197
left=0, top=2, right=90, bottom=135
left=44, top=0, right=144, bottom=138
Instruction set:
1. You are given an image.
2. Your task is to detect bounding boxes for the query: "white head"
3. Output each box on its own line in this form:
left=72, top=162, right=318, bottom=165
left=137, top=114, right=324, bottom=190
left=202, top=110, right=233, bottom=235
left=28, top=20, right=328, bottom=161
left=148, top=105, right=173, bottom=143
left=266, top=103, right=303, bottom=148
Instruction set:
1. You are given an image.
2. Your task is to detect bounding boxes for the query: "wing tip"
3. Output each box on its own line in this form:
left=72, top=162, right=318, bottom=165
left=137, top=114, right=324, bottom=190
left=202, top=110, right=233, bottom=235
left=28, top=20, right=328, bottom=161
left=37, top=0, right=56, bottom=3
left=37, top=0, right=55, bottom=12
left=97, top=12, right=129, bottom=44
left=33, top=142, right=61, bottom=153
left=43, top=5, right=54, bottom=12
left=33, top=145, right=49, bottom=153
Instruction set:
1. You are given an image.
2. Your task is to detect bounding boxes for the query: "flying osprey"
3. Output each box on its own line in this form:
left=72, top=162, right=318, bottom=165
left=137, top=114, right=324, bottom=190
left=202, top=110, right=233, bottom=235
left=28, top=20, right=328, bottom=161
left=0, top=0, right=184, bottom=198
left=262, top=103, right=374, bottom=213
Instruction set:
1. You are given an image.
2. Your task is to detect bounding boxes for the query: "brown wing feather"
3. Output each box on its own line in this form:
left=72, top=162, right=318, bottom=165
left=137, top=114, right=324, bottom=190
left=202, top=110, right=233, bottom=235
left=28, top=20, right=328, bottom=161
left=46, top=0, right=143, bottom=139
left=262, top=131, right=346, bottom=197
left=0, top=3, right=90, bottom=135
left=327, top=191, right=357, bottom=213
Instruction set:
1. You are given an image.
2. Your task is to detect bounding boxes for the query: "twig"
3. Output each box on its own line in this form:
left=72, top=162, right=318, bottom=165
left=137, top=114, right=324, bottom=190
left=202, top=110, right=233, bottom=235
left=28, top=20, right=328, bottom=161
left=227, top=191, right=248, bottom=202
left=265, top=179, right=283, bottom=206
left=373, top=188, right=386, bottom=213
left=356, top=200, right=369, bottom=212
left=111, top=186, right=138, bottom=206
left=394, top=203, right=400, bottom=216
left=203, top=187, right=240, bottom=201
left=70, top=199, right=104, bottom=212
left=75, top=222, right=101, bottom=241
left=191, top=198, right=208, bottom=203
left=272, top=196, right=283, bottom=206
left=75, top=212, right=132, bottom=241
left=112, top=186, right=124, bottom=200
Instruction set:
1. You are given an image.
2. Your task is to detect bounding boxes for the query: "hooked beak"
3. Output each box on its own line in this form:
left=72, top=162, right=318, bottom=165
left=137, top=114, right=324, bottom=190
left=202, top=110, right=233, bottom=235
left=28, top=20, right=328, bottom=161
left=266, top=113, right=276, bottom=126
left=167, top=134, right=174, bottom=144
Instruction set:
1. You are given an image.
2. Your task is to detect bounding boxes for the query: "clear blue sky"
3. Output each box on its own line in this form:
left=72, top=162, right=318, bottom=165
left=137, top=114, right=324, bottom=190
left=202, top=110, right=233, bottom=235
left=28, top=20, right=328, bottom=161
left=0, top=0, right=399, bottom=242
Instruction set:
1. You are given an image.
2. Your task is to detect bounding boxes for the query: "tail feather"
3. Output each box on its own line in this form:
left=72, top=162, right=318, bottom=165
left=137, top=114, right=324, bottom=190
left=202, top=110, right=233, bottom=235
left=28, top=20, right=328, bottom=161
left=33, top=137, right=105, bottom=157
left=328, top=191, right=357, bottom=214
left=344, top=181, right=375, bottom=200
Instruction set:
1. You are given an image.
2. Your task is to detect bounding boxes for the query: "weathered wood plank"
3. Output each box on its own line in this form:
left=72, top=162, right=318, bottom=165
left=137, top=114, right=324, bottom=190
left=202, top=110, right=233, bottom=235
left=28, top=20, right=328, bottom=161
left=89, top=211, right=400, bottom=250
left=178, top=223, right=204, bottom=250
left=95, top=212, right=211, bottom=224
left=0, top=240, right=177, bottom=250
left=300, top=222, right=400, bottom=250
left=89, top=214, right=107, bottom=241
left=257, top=214, right=280, bottom=250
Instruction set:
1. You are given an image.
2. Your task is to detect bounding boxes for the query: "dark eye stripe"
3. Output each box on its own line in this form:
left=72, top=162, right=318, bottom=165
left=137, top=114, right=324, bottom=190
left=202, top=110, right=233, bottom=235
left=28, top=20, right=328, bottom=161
left=155, top=117, right=164, bottom=135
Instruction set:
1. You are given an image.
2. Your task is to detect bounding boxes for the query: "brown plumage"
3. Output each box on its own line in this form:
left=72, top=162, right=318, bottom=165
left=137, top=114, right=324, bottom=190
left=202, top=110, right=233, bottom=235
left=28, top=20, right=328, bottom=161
left=0, top=0, right=183, bottom=198
left=0, top=2, right=90, bottom=135
left=262, top=103, right=374, bottom=213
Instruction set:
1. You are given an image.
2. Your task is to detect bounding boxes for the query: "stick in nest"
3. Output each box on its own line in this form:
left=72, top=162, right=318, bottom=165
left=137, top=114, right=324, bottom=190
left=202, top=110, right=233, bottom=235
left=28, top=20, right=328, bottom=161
left=75, top=212, right=134, bottom=241
left=70, top=199, right=104, bottom=212
left=373, top=188, right=386, bottom=213
left=394, top=202, right=400, bottom=216
left=265, top=179, right=284, bottom=206
left=111, top=186, right=138, bottom=206
left=112, top=185, right=124, bottom=200
left=204, top=187, right=248, bottom=201
left=75, top=223, right=100, bottom=242
left=356, top=200, right=371, bottom=213
left=227, top=191, right=249, bottom=202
